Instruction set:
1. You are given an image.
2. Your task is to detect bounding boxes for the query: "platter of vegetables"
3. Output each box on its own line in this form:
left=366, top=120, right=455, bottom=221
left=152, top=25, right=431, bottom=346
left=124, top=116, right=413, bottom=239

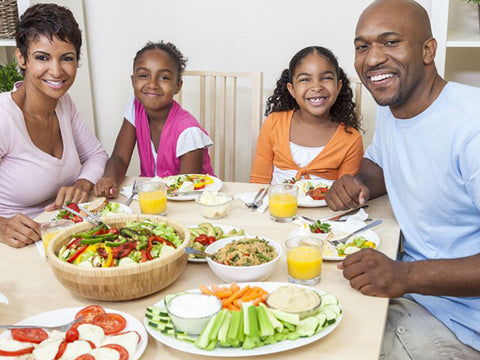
left=57, top=220, right=183, bottom=267
left=188, top=222, right=246, bottom=262
left=144, top=282, right=342, bottom=357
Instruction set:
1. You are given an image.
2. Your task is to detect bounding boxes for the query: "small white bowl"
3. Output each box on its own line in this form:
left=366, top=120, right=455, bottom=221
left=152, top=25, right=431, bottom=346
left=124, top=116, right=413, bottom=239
left=195, top=192, right=234, bottom=219
left=165, top=293, right=222, bottom=335
left=205, top=236, right=282, bottom=283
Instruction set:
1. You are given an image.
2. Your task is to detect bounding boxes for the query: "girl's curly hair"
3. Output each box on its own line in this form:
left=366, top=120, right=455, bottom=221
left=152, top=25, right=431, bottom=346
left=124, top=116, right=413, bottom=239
left=133, top=41, right=187, bottom=81
left=265, top=46, right=360, bottom=131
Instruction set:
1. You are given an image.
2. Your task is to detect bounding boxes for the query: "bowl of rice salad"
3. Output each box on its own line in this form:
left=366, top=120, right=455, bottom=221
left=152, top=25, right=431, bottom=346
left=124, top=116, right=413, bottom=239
left=205, top=236, right=282, bottom=282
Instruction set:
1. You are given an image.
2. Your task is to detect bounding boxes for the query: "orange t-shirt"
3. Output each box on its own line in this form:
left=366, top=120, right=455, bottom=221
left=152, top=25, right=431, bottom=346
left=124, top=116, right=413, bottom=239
left=250, top=110, right=363, bottom=184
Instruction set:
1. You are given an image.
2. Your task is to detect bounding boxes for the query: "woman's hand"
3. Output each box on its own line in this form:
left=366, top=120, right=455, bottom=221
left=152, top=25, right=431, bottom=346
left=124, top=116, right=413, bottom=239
left=0, top=215, right=41, bottom=248
left=45, top=179, right=93, bottom=211
left=93, top=177, right=118, bottom=199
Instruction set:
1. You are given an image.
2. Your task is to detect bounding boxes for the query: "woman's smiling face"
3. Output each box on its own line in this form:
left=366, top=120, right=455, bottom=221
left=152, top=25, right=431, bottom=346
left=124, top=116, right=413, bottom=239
left=131, top=49, right=182, bottom=113
left=287, top=53, right=342, bottom=119
left=17, top=34, right=78, bottom=101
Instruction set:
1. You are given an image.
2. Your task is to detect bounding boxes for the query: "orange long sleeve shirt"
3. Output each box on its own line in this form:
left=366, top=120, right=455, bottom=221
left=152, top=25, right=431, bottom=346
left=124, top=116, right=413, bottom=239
left=250, top=110, right=364, bottom=184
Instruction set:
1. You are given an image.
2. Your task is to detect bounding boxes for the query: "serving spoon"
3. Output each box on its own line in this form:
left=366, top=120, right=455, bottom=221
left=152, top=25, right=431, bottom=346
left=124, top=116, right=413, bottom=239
left=184, top=247, right=214, bottom=259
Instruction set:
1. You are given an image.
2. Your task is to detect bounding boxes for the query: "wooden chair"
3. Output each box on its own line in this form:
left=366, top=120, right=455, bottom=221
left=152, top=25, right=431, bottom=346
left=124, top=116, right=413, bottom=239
left=350, top=78, right=363, bottom=121
left=174, top=71, right=263, bottom=182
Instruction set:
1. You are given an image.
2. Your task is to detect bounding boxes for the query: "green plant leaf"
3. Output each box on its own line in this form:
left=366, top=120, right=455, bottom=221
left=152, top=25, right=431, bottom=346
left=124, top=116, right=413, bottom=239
left=0, top=63, right=24, bottom=92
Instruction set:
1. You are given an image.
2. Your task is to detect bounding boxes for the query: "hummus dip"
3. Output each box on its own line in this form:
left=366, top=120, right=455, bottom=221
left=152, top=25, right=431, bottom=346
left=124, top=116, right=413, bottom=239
left=267, top=285, right=320, bottom=313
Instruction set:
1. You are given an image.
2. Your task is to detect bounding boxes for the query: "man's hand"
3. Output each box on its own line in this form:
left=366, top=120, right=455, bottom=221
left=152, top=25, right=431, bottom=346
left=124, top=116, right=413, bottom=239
left=93, top=176, right=118, bottom=199
left=338, top=248, right=409, bottom=298
left=0, top=214, right=41, bottom=248
left=45, top=179, right=93, bottom=211
left=325, top=175, right=370, bottom=211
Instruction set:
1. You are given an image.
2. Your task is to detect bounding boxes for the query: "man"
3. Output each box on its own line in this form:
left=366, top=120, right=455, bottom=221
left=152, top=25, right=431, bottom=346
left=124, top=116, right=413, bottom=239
left=325, top=0, right=480, bottom=358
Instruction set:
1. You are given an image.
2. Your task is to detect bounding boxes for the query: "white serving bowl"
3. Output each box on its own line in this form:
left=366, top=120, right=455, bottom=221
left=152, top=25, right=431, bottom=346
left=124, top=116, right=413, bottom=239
left=205, top=235, right=282, bottom=283
left=165, top=293, right=222, bottom=335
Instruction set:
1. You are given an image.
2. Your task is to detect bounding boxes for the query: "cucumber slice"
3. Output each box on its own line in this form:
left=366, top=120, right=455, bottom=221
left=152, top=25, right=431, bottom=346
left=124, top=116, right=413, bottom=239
left=214, top=226, right=224, bottom=237
left=198, top=222, right=216, bottom=236
left=175, top=332, right=197, bottom=342
left=322, top=309, right=337, bottom=325
left=146, top=306, right=169, bottom=317
left=147, top=319, right=174, bottom=331
left=321, top=294, right=338, bottom=306
left=322, top=304, right=342, bottom=316
left=315, top=313, right=327, bottom=329
left=145, top=312, right=171, bottom=323
left=296, top=317, right=319, bottom=337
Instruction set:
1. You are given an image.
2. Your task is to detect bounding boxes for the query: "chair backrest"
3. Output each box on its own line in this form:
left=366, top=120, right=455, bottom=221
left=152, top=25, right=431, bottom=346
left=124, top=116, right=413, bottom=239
left=175, top=71, right=263, bottom=182
left=350, top=78, right=363, bottom=121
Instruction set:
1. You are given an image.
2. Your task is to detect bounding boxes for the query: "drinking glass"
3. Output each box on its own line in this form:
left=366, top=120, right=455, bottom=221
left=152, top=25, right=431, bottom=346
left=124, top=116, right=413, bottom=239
left=286, top=235, right=324, bottom=285
left=268, top=183, right=298, bottom=222
left=138, top=180, right=167, bottom=215
left=41, top=219, right=74, bottom=259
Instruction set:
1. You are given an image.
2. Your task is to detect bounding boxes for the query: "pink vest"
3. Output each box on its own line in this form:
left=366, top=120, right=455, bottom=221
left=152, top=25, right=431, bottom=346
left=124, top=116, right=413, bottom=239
left=134, top=100, right=214, bottom=177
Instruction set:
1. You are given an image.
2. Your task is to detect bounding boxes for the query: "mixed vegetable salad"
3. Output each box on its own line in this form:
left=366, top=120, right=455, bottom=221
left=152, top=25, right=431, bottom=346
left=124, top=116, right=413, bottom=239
left=55, top=201, right=127, bottom=223
left=283, top=178, right=330, bottom=200
left=57, top=220, right=182, bottom=267
left=163, top=174, right=214, bottom=194
left=336, top=236, right=376, bottom=256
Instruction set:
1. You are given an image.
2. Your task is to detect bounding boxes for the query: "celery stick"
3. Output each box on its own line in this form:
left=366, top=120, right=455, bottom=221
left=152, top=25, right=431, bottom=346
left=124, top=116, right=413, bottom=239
left=256, top=306, right=274, bottom=337
left=286, top=332, right=301, bottom=341
left=194, top=313, right=218, bottom=349
left=242, top=303, right=259, bottom=340
left=227, top=311, right=241, bottom=347
left=242, top=336, right=257, bottom=350
left=259, top=303, right=284, bottom=332
left=205, top=339, right=217, bottom=351
left=238, top=309, right=245, bottom=343
left=209, top=310, right=227, bottom=341
left=218, top=311, right=232, bottom=343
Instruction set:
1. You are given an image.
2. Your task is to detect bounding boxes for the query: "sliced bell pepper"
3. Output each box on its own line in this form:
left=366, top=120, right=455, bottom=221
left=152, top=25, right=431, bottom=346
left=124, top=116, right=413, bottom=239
left=67, top=245, right=88, bottom=263
left=102, top=246, right=114, bottom=267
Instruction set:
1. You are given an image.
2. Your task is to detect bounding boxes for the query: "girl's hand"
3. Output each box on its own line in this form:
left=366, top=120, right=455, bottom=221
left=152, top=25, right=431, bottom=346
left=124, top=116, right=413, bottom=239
left=0, top=214, right=41, bottom=248
left=45, top=179, right=93, bottom=211
left=94, top=177, right=118, bottom=199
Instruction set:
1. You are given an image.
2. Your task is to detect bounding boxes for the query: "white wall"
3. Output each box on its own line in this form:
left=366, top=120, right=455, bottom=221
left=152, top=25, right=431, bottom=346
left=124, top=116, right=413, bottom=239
left=82, top=0, right=432, bottom=178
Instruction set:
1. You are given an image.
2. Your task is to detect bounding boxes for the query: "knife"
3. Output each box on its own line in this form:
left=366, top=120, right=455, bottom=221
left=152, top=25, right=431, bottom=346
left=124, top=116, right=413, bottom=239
left=325, top=204, right=368, bottom=221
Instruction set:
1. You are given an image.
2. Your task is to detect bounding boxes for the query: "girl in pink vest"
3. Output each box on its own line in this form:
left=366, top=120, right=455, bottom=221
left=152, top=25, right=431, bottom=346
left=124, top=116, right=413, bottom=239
left=94, top=42, right=214, bottom=198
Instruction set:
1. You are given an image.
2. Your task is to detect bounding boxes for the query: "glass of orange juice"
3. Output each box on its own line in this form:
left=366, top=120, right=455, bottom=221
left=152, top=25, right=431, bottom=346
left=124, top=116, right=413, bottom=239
left=268, top=184, right=298, bottom=222
left=40, top=219, right=74, bottom=259
left=138, top=180, right=167, bottom=215
left=286, top=236, right=323, bottom=285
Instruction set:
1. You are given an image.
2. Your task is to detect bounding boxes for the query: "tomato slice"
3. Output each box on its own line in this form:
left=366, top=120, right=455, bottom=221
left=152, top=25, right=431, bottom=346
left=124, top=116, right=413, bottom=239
left=65, top=322, right=84, bottom=343
left=101, top=343, right=129, bottom=360
left=0, top=346, right=35, bottom=356
left=74, top=355, right=95, bottom=360
left=54, top=341, right=67, bottom=360
left=11, top=328, right=48, bottom=344
left=92, top=313, right=126, bottom=335
left=75, top=305, right=106, bottom=323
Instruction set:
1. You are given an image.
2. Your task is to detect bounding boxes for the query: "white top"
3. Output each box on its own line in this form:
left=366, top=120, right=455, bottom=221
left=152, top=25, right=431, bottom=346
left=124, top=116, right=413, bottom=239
left=271, top=142, right=327, bottom=184
left=124, top=97, right=213, bottom=173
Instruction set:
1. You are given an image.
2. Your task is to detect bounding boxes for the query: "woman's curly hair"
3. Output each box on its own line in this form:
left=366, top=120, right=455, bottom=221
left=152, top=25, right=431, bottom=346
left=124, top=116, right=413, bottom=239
left=133, top=41, right=187, bottom=82
left=265, top=46, right=360, bottom=131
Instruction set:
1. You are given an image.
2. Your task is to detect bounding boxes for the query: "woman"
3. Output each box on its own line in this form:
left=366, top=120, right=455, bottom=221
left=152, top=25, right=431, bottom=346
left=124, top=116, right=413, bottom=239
left=0, top=4, right=108, bottom=248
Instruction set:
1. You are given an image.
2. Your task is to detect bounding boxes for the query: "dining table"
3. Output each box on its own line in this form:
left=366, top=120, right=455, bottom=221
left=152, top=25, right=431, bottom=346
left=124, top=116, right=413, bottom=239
left=0, top=177, right=401, bottom=359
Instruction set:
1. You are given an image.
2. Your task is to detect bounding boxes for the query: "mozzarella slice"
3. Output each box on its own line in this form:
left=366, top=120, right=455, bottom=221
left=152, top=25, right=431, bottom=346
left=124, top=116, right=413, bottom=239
left=90, top=347, right=120, bottom=360
left=32, top=338, right=63, bottom=360
left=77, top=324, right=105, bottom=348
left=0, top=338, right=34, bottom=352
left=58, top=340, right=92, bottom=360
left=102, top=331, right=140, bottom=359
left=178, top=180, right=194, bottom=192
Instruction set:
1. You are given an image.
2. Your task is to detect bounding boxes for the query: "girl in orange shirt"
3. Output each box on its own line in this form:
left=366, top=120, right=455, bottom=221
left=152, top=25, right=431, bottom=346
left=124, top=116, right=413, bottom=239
left=250, top=46, right=363, bottom=184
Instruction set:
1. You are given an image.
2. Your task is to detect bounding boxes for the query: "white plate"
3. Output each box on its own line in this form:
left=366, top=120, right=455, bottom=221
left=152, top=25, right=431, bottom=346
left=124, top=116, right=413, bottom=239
left=145, top=282, right=342, bottom=357
left=51, top=201, right=132, bottom=221
left=187, top=224, right=248, bottom=263
left=166, top=175, right=223, bottom=201
left=296, top=179, right=333, bottom=208
left=288, top=221, right=380, bottom=261
left=0, top=307, right=147, bottom=360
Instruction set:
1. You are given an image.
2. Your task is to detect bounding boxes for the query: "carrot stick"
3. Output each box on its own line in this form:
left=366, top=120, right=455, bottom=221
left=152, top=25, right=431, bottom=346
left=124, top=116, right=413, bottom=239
left=215, top=290, right=233, bottom=299
left=228, top=282, right=238, bottom=291
left=224, top=285, right=251, bottom=306
left=199, top=285, right=214, bottom=296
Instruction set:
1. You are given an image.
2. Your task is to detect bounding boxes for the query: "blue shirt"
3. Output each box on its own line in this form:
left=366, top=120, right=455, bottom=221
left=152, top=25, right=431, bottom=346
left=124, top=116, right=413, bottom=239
left=365, top=82, right=480, bottom=351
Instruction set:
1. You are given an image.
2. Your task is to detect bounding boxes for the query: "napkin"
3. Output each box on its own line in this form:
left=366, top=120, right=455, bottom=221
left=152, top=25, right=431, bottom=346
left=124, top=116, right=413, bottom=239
left=235, top=192, right=269, bottom=214
left=35, top=240, right=46, bottom=259
left=0, top=292, right=8, bottom=304
left=121, top=185, right=137, bottom=200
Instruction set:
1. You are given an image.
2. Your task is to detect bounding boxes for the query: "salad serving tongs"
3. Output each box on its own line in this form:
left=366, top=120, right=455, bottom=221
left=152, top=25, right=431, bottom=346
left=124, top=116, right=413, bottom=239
left=0, top=316, right=83, bottom=332
left=247, top=188, right=267, bottom=210
left=78, top=205, right=111, bottom=229
left=184, top=247, right=214, bottom=259
left=329, top=219, right=382, bottom=246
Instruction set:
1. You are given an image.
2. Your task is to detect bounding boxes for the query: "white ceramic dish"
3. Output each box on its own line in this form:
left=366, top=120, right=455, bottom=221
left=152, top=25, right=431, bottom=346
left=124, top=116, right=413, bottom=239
left=296, top=179, right=333, bottom=208
left=187, top=224, right=248, bottom=263
left=0, top=307, right=147, bottom=360
left=205, top=236, right=282, bottom=282
left=166, top=175, right=223, bottom=201
left=51, top=201, right=132, bottom=221
left=145, top=282, right=342, bottom=357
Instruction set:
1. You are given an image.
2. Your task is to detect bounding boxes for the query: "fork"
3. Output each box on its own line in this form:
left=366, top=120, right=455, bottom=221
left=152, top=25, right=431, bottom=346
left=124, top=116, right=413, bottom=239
left=0, top=316, right=83, bottom=332
left=246, top=188, right=265, bottom=210
left=125, top=179, right=139, bottom=206
left=329, top=219, right=383, bottom=246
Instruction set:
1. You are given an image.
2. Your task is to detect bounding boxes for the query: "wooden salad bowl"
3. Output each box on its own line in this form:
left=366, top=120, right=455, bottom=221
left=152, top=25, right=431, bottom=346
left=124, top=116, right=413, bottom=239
left=47, top=214, right=189, bottom=301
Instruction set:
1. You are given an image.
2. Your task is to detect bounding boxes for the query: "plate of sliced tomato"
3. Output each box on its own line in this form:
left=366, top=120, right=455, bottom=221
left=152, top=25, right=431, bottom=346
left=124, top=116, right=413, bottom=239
left=0, top=305, right=147, bottom=359
left=295, top=179, right=333, bottom=208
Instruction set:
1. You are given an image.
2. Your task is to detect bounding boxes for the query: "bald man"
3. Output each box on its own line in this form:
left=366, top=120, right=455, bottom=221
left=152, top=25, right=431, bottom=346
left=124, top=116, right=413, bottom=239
left=325, top=0, right=480, bottom=358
